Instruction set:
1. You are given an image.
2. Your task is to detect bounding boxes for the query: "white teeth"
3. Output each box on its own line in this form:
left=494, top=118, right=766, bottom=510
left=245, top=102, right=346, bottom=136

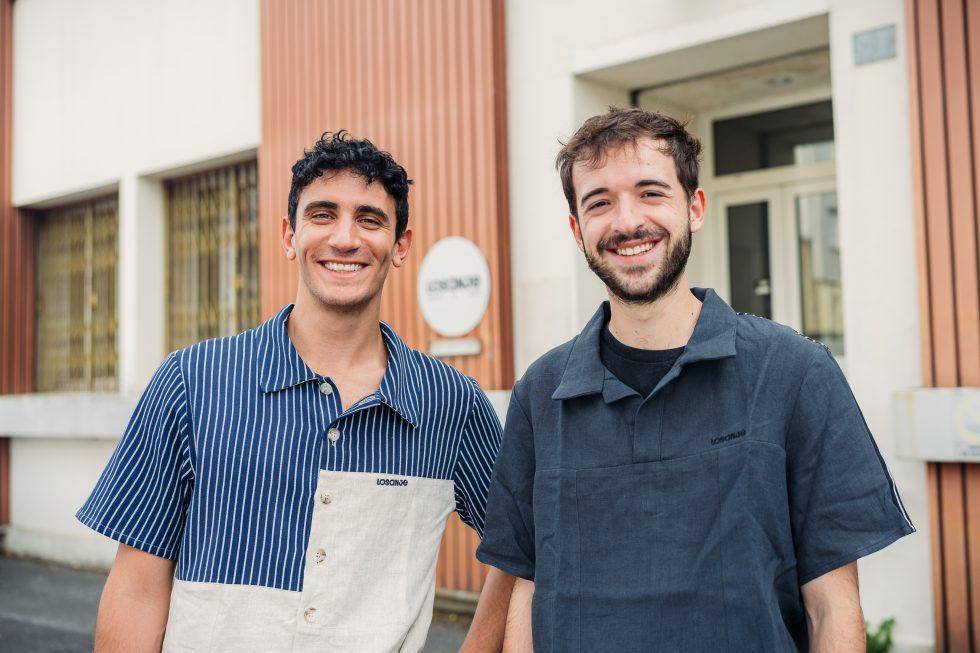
left=615, top=241, right=655, bottom=256
left=324, top=262, right=364, bottom=272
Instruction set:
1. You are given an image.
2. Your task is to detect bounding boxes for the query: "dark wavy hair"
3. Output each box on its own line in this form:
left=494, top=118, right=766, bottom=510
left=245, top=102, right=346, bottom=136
left=556, top=107, right=702, bottom=217
left=287, top=131, right=413, bottom=239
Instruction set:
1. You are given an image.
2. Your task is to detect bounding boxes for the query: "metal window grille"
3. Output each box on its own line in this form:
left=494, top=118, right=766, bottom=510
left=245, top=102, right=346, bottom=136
left=166, top=161, right=260, bottom=352
left=35, top=196, right=119, bottom=392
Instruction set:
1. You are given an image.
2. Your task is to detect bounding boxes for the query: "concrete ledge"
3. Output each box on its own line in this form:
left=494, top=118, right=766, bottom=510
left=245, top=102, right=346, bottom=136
left=434, top=588, right=480, bottom=616
left=485, top=390, right=510, bottom=425
left=0, top=393, right=135, bottom=440
left=1, top=526, right=115, bottom=571
left=0, top=391, right=510, bottom=440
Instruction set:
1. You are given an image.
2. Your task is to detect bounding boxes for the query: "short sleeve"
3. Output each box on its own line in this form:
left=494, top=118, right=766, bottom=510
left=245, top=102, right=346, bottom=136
left=475, top=379, right=536, bottom=580
left=787, top=345, right=915, bottom=585
left=453, top=378, right=503, bottom=537
left=76, top=353, right=195, bottom=560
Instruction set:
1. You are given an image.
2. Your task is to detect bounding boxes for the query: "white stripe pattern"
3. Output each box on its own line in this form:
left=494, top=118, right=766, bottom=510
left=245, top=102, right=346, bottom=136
left=78, top=304, right=502, bottom=592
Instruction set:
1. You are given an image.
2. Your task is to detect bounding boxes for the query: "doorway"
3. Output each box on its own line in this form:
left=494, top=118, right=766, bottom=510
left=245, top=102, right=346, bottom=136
left=714, top=176, right=842, bottom=356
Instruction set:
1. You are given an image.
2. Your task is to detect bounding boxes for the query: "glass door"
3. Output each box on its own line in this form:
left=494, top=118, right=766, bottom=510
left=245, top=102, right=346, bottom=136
left=726, top=199, right=774, bottom=319
left=714, top=188, right=798, bottom=329
left=785, top=180, right=843, bottom=356
left=713, top=176, right=841, bottom=356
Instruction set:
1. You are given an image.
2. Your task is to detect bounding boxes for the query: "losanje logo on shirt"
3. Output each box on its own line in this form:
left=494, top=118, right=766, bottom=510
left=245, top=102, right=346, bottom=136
left=377, top=478, right=409, bottom=487
left=710, top=429, right=746, bottom=446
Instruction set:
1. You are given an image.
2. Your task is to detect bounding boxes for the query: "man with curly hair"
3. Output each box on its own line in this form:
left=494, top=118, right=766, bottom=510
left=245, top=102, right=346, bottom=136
left=78, top=132, right=513, bottom=651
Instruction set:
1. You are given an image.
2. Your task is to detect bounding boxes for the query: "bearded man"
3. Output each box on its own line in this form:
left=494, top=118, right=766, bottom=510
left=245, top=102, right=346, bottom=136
left=476, top=108, right=914, bottom=652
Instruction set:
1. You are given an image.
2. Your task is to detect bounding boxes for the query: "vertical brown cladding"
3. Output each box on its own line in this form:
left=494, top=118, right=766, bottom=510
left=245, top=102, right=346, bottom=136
left=259, top=0, right=512, bottom=592
left=907, top=0, right=980, bottom=649
left=0, top=0, right=36, bottom=526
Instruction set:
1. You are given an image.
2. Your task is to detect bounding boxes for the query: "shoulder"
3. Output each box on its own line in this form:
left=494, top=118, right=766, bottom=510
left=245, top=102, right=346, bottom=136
left=169, top=325, right=260, bottom=380
left=733, top=311, right=831, bottom=372
left=512, top=336, right=578, bottom=404
left=399, top=342, right=482, bottom=403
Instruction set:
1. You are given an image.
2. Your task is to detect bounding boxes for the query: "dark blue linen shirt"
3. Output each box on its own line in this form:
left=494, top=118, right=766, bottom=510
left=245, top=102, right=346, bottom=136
left=477, top=287, right=913, bottom=652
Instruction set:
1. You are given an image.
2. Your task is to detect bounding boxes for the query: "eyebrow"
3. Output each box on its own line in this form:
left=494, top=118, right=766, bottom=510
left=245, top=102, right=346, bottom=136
left=303, top=200, right=338, bottom=215
left=636, top=178, right=672, bottom=192
left=579, top=178, right=672, bottom=209
left=356, top=204, right=391, bottom=223
left=303, top=201, right=390, bottom=224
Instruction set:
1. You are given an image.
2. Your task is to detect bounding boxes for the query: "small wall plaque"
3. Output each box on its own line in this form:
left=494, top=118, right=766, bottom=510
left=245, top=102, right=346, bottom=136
left=429, top=337, right=482, bottom=358
left=853, top=25, right=896, bottom=66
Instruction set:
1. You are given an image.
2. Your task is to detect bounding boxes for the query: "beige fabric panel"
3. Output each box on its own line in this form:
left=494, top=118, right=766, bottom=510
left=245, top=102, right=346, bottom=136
left=163, top=471, right=456, bottom=652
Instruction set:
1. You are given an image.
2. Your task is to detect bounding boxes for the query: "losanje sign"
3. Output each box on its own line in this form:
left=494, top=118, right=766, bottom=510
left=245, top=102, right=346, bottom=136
left=417, top=237, right=490, bottom=338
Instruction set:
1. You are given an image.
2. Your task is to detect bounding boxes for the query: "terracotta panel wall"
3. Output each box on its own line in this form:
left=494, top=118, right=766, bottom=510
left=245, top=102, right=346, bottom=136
left=0, top=0, right=35, bottom=526
left=259, top=0, right=512, bottom=593
left=907, top=0, right=980, bottom=649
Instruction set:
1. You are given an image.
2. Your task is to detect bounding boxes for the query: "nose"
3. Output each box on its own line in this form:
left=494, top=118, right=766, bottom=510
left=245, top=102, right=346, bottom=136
left=326, top=215, right=360, bottom=252
left=608, top=195, right=646, bottom=237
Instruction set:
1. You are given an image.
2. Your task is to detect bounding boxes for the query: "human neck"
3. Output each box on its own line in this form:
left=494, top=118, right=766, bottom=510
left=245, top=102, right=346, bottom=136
left=286, top=287, right=386, bottom=377
left=606, top=276, right=702, bottom=351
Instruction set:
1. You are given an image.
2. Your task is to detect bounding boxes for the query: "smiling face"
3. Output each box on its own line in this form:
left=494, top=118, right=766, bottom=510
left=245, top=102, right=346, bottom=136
left=282, top=170, right=412, bottom=312
left=569, top=137, right=705, bottom=305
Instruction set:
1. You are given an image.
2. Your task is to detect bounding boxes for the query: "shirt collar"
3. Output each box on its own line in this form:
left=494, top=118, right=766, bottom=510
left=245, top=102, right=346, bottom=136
left=551, top=287, right=738, bottom=401
left=257, top=305, right=421, bottom=427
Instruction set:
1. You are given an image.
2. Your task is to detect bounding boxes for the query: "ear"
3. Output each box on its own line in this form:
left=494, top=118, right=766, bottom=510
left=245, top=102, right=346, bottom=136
left=567, top=214, right=586, bottom=252
left=689, top=188, right=707, bottom=235
left=391, top=228, right=413, bottom=268
left=282, top=214, right=297, bottom=260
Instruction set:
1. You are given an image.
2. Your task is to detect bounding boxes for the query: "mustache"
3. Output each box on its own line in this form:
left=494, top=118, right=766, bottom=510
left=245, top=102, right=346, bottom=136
left=596, top=226, right=669, bottom=251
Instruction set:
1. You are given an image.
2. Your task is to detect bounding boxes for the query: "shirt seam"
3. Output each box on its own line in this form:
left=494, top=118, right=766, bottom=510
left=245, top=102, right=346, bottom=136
left=169, top=352, right=198, bottom=478
left=787, top=351, right=823, bottom=439
left=451, top=378, right=482, bottom=528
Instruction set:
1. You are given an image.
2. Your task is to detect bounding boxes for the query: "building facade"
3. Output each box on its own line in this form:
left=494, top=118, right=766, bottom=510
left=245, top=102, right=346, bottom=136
left=1, top=0, right=976, bottom=650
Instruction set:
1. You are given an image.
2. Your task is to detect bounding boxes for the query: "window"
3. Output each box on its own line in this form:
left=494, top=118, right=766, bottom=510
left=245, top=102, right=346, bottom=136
left=796, top=190, right=844, bottom=355
left=713, top=100, right=835, bottom=176
left=35, top=196, right=119, bottom=392
left=166, top=161, right=260, bottom=352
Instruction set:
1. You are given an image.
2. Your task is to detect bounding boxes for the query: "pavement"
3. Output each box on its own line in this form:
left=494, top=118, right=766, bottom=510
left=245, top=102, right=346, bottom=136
left=0, top=555, right=470, bottom=652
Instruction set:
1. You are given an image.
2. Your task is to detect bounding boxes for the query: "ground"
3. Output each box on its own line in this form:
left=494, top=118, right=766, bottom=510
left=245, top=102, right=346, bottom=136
left=0, top=556, right=470, bottom=652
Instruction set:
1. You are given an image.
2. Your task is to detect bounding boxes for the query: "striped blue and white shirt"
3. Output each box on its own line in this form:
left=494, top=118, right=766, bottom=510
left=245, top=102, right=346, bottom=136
left=78, top=305, right=502, bottom=651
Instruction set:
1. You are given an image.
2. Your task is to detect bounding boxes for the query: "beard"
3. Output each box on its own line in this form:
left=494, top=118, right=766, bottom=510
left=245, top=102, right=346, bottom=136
left=583, top=223, right=692, bottom=305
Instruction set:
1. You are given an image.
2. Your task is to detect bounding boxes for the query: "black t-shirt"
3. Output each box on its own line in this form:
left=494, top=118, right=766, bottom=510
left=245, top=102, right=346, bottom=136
left=599, top=322, right=685, bottom=398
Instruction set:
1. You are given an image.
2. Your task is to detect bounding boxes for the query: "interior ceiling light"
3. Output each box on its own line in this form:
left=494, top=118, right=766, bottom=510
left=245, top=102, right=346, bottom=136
left=766, top=75, right=794, bottom=87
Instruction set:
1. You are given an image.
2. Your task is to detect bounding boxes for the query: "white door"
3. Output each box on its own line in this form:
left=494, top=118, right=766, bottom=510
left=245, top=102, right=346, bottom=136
left=713, top=176, right=843, bottom=356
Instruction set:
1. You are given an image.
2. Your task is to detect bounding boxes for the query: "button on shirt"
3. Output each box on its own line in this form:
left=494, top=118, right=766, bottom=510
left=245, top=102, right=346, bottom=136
left=476, top=288, right=914, bottom=653
left=77, top=305, right=502, bottom=652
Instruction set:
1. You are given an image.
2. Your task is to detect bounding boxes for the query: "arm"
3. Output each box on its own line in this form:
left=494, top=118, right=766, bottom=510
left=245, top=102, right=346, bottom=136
left=460, top=567, right=517, bottom=652
left=94, top=543, right=175, bottom=652
left=502, top=578, right=534, bottom=653
left=800, top=562, right=864, bottom=653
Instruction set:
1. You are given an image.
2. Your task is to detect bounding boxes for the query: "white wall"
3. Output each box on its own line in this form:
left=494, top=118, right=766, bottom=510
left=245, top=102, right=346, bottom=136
left=5, top=0, right=259, bottom=567
left=505, top=0, right=932, bottom=649
left=827, top=0, right=932, bottom=648
left=12, top=0, right=260, bottom=206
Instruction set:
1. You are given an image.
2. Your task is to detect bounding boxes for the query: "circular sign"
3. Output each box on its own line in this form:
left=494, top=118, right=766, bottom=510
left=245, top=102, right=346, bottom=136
left=417, top=237, right=491, bottom=337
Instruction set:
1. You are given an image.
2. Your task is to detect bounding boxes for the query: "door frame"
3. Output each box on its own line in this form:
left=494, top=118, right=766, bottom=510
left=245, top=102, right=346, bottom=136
left=711, top=172, right=838, bottom=338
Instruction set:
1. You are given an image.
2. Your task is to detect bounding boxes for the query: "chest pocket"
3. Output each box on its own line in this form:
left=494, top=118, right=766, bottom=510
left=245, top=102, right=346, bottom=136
left=298, top=471, right=456, bottom=636
left=562, top=440, right=797, bottom=653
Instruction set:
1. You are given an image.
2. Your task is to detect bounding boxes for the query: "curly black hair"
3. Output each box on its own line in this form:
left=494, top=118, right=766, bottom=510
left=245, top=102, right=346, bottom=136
left=287, top=131, right=413, bottom=239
